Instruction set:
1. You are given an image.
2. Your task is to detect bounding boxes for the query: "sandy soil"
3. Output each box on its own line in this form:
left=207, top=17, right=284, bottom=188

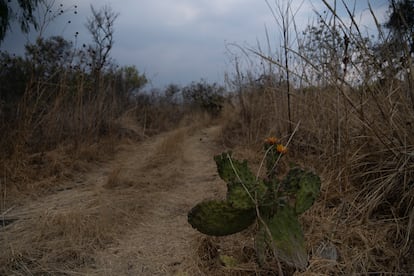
left=2, top=124, right=227, bottom=275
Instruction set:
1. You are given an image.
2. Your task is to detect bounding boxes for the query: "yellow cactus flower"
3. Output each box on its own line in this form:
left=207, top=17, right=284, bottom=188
left=265, top=137, right=279, bottom=145
left=276, top=144, right=288, bottom=154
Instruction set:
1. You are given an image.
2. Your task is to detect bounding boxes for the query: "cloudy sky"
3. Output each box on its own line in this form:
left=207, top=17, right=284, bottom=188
left=0, top=0, right=389, bottom=88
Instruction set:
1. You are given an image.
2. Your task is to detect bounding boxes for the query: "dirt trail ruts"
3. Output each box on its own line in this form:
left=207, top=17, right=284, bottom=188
left=89, top=125, right=225, bottom=275
left=3, top=124, right=225, bottom=275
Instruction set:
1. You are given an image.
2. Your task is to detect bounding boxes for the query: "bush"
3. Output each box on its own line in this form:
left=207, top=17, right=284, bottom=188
left=182, top=80, right=225, bottom=116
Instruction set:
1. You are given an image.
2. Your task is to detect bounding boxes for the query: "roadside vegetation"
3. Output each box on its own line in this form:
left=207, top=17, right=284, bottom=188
left=213, top=0, right=414, bottom=274
left=1, top=0, right=413, bottom=275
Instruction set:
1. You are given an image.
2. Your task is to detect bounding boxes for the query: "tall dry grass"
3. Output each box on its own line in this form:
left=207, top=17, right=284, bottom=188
left=0, top=64, right=188, bottom=204
left=220, top=1, right=414, bottom=274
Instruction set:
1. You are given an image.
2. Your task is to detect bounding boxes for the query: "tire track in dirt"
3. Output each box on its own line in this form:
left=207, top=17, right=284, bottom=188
left=87, top=124, right=225, bottom=275
left=2, top=124, right=224, bottom=275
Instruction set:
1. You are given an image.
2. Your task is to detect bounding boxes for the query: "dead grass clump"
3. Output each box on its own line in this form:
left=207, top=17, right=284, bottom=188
left=133, top=99, right=186, bottom=136
left=155, top=128, right=187, bottom=157
left=1, top=210, right=113, bottom=274
left=144, top=127, right=188, bottom=171
left=221, top=79, right=414, bottom=273
left=122, top=110, right=214, bottom=173
left=113, top=109, right=148, bottom=141
left=196, top=235, right=259, bottom=276
left=1, top=188, right=144, bottom=275
left=0, top=139, right=117, bottom=201
left=220, top=85, right=289, bottom=148
left=103, top=167, right=135, bottom=189
left=220, top=68, right=414, bottom=275
left=195, top=232, right=298, bottom=275
left=300, top=181, right=405, bottom=274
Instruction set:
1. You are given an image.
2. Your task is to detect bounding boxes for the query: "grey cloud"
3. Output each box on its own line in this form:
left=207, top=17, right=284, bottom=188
left=0, top=0, right=389, bottom=88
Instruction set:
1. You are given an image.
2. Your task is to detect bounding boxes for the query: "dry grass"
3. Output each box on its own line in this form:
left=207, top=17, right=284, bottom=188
left=104, top=167, right=136, bottom=189
left=1, top=2, right=413, bottom=275
left=218, top=80, right=414, bottom=274
left=218, top=85, right=414, bottom=273
left=0, top=113, right=217, bottom=275
left=0, top=190, right=144, bottom=275
left=216, top=3, right=414, bottom=272
left=0, top=84, right=189, bottom=274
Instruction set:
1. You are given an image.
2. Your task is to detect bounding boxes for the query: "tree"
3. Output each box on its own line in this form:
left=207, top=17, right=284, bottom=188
left=85, top=5, right=118, bottom=75
left=301, top=20, right=346, bottom=85
left=374, top=0, right=414, bottom=107
left=110, top=65, right=147, bottom=102
left=0, top=35, right=77, bottom=116
left=385, top=0, right=414, bottom=54
left=0, top=51, right=30, bottom=107
left=164, top=83, right=181, bottom=104
left=0, top=0, right=40, bottom=43
left=25, top=36, right=73, bottom=79
left=182, top=80, right=225, bottom=116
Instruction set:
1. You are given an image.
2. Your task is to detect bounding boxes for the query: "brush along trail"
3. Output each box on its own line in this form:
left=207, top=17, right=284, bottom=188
left=2, top=124, right=225, bottom=275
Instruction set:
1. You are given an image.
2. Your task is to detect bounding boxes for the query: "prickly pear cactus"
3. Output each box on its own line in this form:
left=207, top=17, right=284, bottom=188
left=188, top=137, right=321, bottom=271
left=188, top=200, right=256, bottom=236
left=256, top=205, right=308, bottom=269
left=282, top=167, right=321, bottom=214
left=214, top=152, right=267, bottom=209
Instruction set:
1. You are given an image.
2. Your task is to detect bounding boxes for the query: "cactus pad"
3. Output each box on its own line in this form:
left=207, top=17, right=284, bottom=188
left=260, top=205, right=308, bottom=269
left=281, top=167, right=304, bottom=192
left=215, top=152, right=267, bottom=209
left=295, top=171, right=320, bottom=214
left=214, top=152, right=251, bottom=183
left=188, top=200, right=256, bottom=236
left=282, top=168, right=321, bottom=214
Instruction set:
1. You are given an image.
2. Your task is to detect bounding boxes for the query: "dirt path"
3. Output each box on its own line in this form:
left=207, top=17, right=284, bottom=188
left=2, top=124, right=225, bottom=275
left=89, top=125, right=225, bottom=275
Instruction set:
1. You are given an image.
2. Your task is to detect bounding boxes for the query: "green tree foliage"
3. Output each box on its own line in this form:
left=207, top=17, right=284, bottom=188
left=371, top=0, right=414, bottom=84
left=385, top=0, right=414, bottom=53
left=0, top=52, right=30, bottom=114
left=25, top=36, right=73, bottom=79
left=182, top=80, right=225, bottom=116
left=164, top=83, right=181, bottom=104
left=108, top=65, right=148, bottom=104
left=0, top=33, right=147, bottom=149
left=0, top=0, right=40, bottom=43
left=0, top=3, right=150, bottom=157
left=4, top=34, right=147, bottom=102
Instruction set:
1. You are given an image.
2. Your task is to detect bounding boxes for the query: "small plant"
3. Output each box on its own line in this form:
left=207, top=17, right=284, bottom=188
left=188, top=137, right=321, bottom=270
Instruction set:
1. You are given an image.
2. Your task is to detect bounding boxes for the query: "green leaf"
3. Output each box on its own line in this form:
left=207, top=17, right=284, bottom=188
left=188, top=200, right=256, bottom=236
left=260, top=205, right=308, bottom=269
left=214, top=152, right=267, bottom=209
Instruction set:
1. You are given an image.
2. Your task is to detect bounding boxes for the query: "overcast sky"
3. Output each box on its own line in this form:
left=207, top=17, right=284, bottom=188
left=0, top=0, right=389, bottom=88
